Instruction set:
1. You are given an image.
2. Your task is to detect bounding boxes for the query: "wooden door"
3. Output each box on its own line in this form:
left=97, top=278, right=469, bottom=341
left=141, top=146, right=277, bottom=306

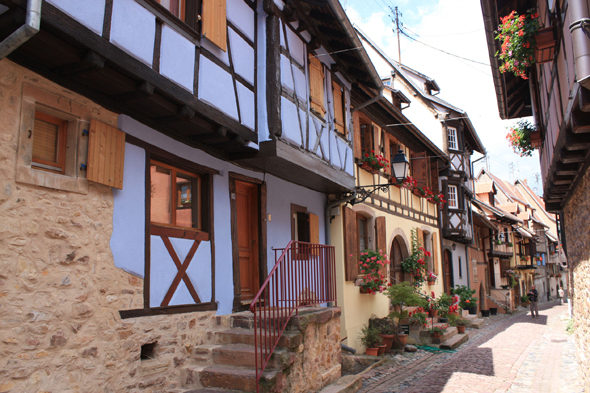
left=390, top=237, right=403, bottom=284
left=236, top=181, right=259, bottom=302
left=443, top=249, right=452, bottom=295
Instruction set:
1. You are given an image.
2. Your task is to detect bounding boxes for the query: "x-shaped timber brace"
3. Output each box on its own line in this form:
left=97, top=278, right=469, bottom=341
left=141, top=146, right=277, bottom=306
left=160, top=237, right=202, bottom=306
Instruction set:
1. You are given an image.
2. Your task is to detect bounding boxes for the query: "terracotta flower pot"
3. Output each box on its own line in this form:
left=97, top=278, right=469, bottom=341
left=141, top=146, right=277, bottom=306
left=457, top=325, right=466, bottom=334
left=366, top=347, right=379, bottom=356
left=428, top=309, right=438, bottom=318
left=432, top=332, right=442, bottom=339
left=360, top=162, right=380, bottom=174
left=377, top=344, right=387, bottom=355
left=380, top=334, right=395, bottom=353
left=427, top=280, right=435, bottom=286
left=392, top=334, right=408, bottom=349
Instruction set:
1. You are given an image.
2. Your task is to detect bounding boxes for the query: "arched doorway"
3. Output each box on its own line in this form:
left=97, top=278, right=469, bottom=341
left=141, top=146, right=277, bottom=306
left=442, top=249, right=453, bottom=295
left=390, top=235, right=410, bottom=285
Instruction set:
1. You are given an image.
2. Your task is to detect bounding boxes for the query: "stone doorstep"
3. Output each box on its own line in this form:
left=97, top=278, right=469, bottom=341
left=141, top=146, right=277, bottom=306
left=439, top=333, right=469, bottom=350
left=318, top=374, right=363, bottom=393
left=214, top=328, right=303, bottom=349
left=469, top=318, right=485, bottom=329
left=211, top=344, right=297, bottom=370
left=183, top=389, right=245, bottom=393
left=229, top=307, right=341, bottom=332
left=421, top=326, right=457, bottom=345
left=193, top=345, right=223, bottom=366
left=198, top=365, right=283, bottom=393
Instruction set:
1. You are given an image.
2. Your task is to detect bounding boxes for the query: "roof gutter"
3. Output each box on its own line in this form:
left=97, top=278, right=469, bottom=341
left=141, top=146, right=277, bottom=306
left=0, top=0, right=42, bottom=60
left=481, top=0, right=508, bottom=119
left=569, top=0, right=590, bottom=89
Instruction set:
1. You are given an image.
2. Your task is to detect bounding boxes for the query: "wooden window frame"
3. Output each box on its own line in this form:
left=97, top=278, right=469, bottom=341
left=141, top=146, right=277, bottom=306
left=291, top=204, right=310, bottom=243
left=447, top=126, right=458, bottom=151
left=332, top=80, right=346, bottom=137
left=32, top=111, right=68, bottom=174
left=149, top=159, right=207, bottom=238
left=447, top=184, right=458, bottom=209
left=149, top=0, right=203, bottom=32
left=357, top=213, right=368, bottom=254
left=360, top=124, right=373, bottom=158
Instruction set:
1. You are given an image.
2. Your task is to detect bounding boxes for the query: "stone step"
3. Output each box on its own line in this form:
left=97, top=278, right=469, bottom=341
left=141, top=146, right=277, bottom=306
left=419, top=325, right=456, bottom=344
left=184, top=389, right=245, bottom=393
left=318, top=374, right=362, bottom=393
left=193, top=345, right=222, bottom=366
left=439, top=333, right=469, bottom=350
left=199, top=365, right=284, bottom=393
left=468, top=318, right=485, bottom=329
left=214, top=329, right=302, bottom=349
left=211, top=344, right=296, bottom=370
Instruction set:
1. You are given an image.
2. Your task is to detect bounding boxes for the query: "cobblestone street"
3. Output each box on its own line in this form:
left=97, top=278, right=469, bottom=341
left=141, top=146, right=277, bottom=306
left=359, top=302, right=584, bottom=393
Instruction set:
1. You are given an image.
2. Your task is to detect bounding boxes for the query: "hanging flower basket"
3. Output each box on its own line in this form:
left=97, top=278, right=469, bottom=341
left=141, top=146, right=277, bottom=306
left=529, top=130, right=543, bottom=148
left=535, top=26, right=557, bottom=64
left=506, top=120, right=539, bottom=157
left=360, top=161, right=380, bottom=174
left=495, top=10, right=541, bottom=79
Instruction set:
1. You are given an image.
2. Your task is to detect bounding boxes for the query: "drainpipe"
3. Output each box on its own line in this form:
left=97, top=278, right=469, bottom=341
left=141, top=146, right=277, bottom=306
left=0, top=0, right=42, bottom=60
left=569, top=0, right=590, bottom=89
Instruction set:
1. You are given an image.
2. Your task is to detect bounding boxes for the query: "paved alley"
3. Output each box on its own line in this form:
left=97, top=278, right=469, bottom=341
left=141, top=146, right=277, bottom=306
left=359, top=302, right=584, bottom=393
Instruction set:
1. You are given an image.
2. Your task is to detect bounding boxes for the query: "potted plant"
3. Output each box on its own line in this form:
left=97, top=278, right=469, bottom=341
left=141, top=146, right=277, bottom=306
left=455, top=318, right=470, bottom=334
left=361, top=150, right=388, bottom=174
left=506, top=120, right=539, bottom=157
left=452, top=285, right=478, bottom=314
left=495, top=9, right=541, bottom=79
left=386, top=281, right=424, bottom=349
left=358, top=250, right=389, bottom=294
left=369, top=316, right=396, bottom=353
left=521, top=294, right=530, bottom=307
left=506, top=242, right=514, bottom=247
left=434, top=293, right=454, bottom=320
left=494, top=239, right=503, bottom=245
left=408, top=309, right=427, bottom=331
left=359, top=325, right=382, bottom=356
left=401, top=229, right=431, bottom=288
left=426, top=270, right=437, bottom=285
left=428, top=326, right=447, bottom=339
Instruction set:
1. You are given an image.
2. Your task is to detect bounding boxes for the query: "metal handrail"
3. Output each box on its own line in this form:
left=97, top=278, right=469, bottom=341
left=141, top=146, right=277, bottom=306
left=249, top=241, right=337, bottom=393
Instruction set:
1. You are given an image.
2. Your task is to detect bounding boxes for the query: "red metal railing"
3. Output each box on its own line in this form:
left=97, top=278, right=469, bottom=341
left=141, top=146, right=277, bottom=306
left=249, top=241, right=337, bottom=392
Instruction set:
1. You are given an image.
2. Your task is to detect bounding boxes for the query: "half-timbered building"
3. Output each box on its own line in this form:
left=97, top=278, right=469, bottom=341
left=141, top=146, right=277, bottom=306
left=0, top=0, right=380, bottom=391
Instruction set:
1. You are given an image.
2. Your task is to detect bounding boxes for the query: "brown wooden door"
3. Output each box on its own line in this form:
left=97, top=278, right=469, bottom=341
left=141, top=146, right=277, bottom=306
left=236, top=181, right=259, bottom=302
left=443, top=249, right=452, bottom=295
left=390, top=237, right=403, bottom=284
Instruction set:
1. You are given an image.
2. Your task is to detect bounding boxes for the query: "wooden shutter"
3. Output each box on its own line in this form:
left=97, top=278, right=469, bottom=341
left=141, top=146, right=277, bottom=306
left=202, top=0, right=227, bottom=51
left=372, top=124, right=380, bottom=154
left=88, top=120, right=126, bottom=189
left=430, top=159, right=439, bottom=194
left=309, top=55, right=325, bottom=116
left=309, top=212, right=320, bottom=255
left=353, top=112, right=361, bottom=159
left=383, top=133, right=391, bottom=176
left=332, top=81, right=345, bottom=136
left=343, top=206, right=358, bottom=281
left=411, top=151, right=429, bottom=189
left=432, top=232, right=439, bottom=275
left=375, top=216, right=387, bottom=277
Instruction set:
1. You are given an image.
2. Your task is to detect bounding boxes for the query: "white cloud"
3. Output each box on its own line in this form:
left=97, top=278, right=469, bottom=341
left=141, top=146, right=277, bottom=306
left=345, top=0, right=543, bottom=194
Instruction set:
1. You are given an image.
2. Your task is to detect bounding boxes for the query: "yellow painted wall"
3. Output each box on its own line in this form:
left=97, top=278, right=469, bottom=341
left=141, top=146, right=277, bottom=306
left=331, top=168, right=442, bottom=351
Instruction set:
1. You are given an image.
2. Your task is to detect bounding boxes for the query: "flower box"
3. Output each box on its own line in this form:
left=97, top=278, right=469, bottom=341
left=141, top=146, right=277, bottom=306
left=360, top=162, right=380, bottom=175
left=530, top=130, right=543, bottom=148
left=535, top=27, right=556, bottom=64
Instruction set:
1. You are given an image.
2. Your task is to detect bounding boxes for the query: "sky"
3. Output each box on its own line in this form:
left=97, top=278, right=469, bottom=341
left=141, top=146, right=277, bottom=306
left=339, top=0, right=544, bottom=195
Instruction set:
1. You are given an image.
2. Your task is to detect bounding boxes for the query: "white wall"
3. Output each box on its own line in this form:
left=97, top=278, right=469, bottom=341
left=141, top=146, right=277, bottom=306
left=112, top=115, right=326, bottom=315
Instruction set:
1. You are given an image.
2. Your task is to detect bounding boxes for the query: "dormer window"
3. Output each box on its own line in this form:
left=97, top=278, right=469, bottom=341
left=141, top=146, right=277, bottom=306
left=447, top=127, right=458, bottom=151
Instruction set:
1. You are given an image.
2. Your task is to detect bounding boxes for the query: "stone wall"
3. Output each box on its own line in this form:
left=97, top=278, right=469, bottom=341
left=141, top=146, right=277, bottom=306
left=563, top=165, right=590, bottom=392
left=0, top=59, right=219, bottom=393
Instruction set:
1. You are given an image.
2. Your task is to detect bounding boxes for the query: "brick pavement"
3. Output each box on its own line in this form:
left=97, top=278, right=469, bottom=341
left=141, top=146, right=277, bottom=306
left=358, top=302, right=584, bottom=393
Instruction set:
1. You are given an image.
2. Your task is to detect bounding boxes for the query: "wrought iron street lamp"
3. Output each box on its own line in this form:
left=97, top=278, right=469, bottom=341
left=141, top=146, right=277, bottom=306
left=348, top=149, right=410, bottom=205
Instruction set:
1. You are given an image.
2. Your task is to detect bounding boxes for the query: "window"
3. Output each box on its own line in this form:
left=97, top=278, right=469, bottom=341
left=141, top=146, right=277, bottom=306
left=157, top=0, right=186, bottom=19
left=291, top=204, right=319, bottom=244
left=332, top=81, right=346, bottom=136
left=447, top=185, right=458, bottom=208
left=357, top=214, right=368, bottom=253
left=360, top=124, right=374, bottom=158
left=458, top=256, right=462, bottom=278
left=32, top=111, right=67, bottom=174
left=447, top=127, right=458, bottom=150
left=309, top=54, right=326, bottom=117
left=389, top=141, right=399, bottom=174
left=150, top=160, right=201, bottom=230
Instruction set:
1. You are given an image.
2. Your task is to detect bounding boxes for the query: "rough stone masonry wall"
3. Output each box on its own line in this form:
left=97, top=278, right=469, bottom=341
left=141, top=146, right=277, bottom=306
left=563, top=165, right=590, bottom=392
left=0, top=60, right=217, bottom=393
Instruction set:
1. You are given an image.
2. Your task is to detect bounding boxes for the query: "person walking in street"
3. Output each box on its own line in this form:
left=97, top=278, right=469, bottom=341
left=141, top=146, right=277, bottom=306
left=558, top=287, right=565, bottom=304
left=528, top=285, right=539, bottom=318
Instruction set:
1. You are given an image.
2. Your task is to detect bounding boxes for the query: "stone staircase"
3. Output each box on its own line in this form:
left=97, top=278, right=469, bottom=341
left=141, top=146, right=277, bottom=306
left=178, top=307, right=342, bottom=393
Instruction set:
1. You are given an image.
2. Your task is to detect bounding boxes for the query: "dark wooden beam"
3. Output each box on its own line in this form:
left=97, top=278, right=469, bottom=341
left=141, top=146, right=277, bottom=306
left=112, top=81, right=155, bottom=102
left=559, top=149, right=588, bottom=163
left=564, top=131, right=590, bottom=150
left=53, top=51, right=105, bottom=77
left=571, top=111, right=590, bottom=133
left=155, top=105, right=195, bottom=123
left=578, top=85, right=590, bottom=112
